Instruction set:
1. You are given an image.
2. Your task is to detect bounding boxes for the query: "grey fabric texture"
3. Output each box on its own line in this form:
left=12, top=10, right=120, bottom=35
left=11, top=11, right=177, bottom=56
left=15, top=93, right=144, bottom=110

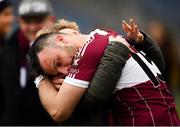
left=78, top=32, right=165, bottom=111
left=63, top=33, right=165, bottom=125
left=78, top=41, right=130, bottom=110
left=62, top=41, right=130, bottom=125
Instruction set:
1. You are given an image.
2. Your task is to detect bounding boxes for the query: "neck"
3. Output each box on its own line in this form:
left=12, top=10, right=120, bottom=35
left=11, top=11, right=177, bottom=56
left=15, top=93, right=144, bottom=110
left=65, top=34, right=89, bottom=59
left=74, top=34, right=89, bottom=48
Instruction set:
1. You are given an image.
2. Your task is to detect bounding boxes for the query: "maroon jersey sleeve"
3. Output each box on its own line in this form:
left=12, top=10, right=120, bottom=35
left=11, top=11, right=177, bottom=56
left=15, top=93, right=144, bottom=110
left=64, top=29, right=110, bottom=88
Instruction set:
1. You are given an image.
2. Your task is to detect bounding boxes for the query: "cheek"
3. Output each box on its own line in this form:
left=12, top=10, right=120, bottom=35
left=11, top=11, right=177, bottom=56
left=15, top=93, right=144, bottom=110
left=41, top=56, right=55, bottom=75
left=35, top=24, right=44, bottom=30
left=5, top=14, right=14, bottom=22
left=0, top=17, right=9, bottom=25
left=64, top=55, right=73, bottom=65
left=42, top=18, right=54, bottom=27
left=19, top=23, right=28, bottom=32
left=37, top=20, right=50, bottom=28
left=0, top=18, right=12, bottom=32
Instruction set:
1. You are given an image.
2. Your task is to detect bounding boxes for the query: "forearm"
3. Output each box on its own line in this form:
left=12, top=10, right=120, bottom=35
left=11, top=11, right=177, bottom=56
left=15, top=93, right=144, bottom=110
left=38, top=79, right=60, bottom=121
left=38, top=78, right=86, bottom=123
left=78, top=41, right=130, bottom=110
left=121, top=19, right=165, bottom=72
left=134, top=32, right=165, bottom=74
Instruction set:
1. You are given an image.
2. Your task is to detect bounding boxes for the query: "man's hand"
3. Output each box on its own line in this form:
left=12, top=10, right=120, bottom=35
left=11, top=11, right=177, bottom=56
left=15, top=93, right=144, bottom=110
left=109, top=35, right=134, bottom=52
left=51, top=76, right=64, bottom=90
left=38, top=77, right=86, bottom=123
left=109, top=35, right=129, bottom=47
left=46, top=74, right=65, bottom=91
left=122, top=19, right=144, bottom=43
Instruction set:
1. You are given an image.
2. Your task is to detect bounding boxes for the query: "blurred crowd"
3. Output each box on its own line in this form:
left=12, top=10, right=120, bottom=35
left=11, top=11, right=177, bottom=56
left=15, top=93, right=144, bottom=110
left=0, top=0, right=179, bottom=125
left=0, top=0, right=57, bottom=125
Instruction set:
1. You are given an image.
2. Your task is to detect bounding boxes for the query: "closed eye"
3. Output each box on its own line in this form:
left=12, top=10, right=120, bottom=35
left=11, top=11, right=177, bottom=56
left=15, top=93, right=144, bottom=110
left=53, top=59, right=57, bottom=72
left=54, top=57, right=62, bottom=70
left=56, top=62, right=61, bottom=67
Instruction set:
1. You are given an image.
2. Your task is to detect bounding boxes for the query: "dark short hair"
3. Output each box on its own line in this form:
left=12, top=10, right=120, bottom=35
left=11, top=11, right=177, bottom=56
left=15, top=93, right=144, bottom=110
left=27, top=33, right=54, bottom=79
left=0, top=0, right=12, bottom=13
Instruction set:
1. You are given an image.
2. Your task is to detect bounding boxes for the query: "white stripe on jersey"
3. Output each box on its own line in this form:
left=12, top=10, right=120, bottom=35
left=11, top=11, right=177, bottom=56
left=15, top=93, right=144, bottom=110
left=117, top=96, right=135, bottom=126
left=64, top=77, right=89, bottom=88
left=81, top=37, right=94, bottom=57
left=90, top=29, right=108, bottom=36
left=65, top=29, right=109, bottom=88
left=70, top=38, right=93, bottom=78
left=81, top=29, right=108, bottom=56
left=133, top=87, right=155, bottom=126
left=70, top=29, right=108, bottom=79
left=72, top=74, right=75, bottom=79
left=158, top=87, right=173, bottom=126
left=137, top=52, right=161, bottom=76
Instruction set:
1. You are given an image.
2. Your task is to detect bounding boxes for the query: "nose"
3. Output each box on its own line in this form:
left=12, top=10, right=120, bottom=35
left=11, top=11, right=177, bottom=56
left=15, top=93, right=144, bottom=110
left=57, top=66, right=69, bottom=76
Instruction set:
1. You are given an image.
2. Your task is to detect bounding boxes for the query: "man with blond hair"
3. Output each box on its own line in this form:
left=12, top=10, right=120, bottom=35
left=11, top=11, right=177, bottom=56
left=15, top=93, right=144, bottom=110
left=31, top=19, right=129, bottom=125
left=29, top=19, right=180, bottom=126
left=36, top=19, right=80, bottom=37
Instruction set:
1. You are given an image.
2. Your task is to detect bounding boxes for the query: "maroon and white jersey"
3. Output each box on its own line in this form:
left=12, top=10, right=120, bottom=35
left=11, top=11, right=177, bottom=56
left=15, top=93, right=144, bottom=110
left=64, top=29, right=179, bottom=126
left=64, top=29, right=115, bottom=88
left=110, top=50, right=180, bottom=126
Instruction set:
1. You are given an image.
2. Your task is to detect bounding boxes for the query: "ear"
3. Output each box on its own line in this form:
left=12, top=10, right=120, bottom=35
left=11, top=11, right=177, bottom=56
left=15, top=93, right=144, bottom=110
left=73, top=31, right=80, bottom=35
left=50, top=16, right=56, bottom=22
left=56, top=35, right=64, bottom=42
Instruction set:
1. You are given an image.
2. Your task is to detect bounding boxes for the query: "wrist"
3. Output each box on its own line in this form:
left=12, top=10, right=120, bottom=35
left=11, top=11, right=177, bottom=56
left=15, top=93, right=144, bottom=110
left=136, top=33, right=144, bottom=43
left=34, top=75, right=46, bottom=88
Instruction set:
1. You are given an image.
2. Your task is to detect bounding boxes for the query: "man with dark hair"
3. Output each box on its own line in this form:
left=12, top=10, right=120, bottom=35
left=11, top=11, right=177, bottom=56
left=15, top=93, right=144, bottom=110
left=0, top=0, right=13, bottom=38
left=0, top=0, right=14, bottom=120
left=0, top=0, right=56, bottom=125
left=28, top=19, right=180, bottom=125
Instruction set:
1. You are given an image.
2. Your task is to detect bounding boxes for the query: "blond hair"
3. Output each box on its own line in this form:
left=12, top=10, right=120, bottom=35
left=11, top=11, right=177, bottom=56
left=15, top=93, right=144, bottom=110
left=36, top=19, right=80, bottom=37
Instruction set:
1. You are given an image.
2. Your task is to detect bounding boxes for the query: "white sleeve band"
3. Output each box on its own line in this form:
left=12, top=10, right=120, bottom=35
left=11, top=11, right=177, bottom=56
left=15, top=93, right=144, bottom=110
left=64, top=77, right=89, bottom=88
left=34, top=75, right=45, bottom=88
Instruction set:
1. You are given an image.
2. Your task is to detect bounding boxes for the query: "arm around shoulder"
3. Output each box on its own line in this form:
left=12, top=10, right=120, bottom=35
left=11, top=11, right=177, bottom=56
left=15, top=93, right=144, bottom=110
left=78, top=41, right=130, bottom=110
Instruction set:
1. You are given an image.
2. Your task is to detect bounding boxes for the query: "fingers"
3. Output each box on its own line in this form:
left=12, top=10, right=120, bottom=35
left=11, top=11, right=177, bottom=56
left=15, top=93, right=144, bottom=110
left=51, top=78, right=64, bottom=84
left=130, top=19, right=135, bottom=33
left=53, top=74, right=66, bottom=79
left=109, top=35, right=134, bottom=53
left=54, top=84, right=61, bottom=91
left=122, top=20, right=131, bottom=33
left=122, top=19, right=144, bottom=43
left=134, top=25, right=138, bottom=34
left=130, top=19, right=140, bottom=35
left=123, top=19, right=136, bottom=33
